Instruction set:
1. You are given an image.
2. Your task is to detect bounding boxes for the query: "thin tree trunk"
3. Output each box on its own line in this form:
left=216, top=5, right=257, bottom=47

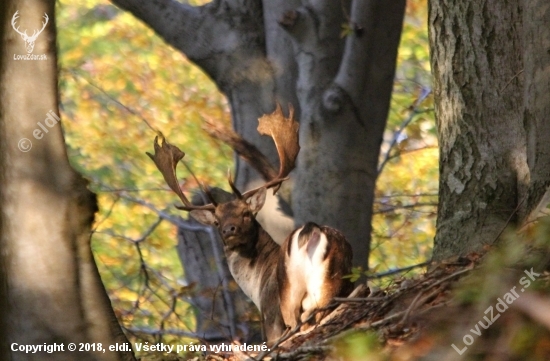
left=1, top=1, right=134, bottom=360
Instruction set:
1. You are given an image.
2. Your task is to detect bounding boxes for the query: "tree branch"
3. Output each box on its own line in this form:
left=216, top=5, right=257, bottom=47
left=110, top=0, right=199, bottom=54
left=111, top=0, right=269, bottom=92
left=278, top=1, right=343, bottom=50
left=324, top=0, right=406, bottom=114
left=324, top=0, right=377, bottom=112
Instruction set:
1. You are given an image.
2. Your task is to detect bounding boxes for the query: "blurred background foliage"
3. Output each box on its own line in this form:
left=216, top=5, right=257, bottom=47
left=56, top=0, right=436, bottom=350
left=371, top=0, right=436, bottom=276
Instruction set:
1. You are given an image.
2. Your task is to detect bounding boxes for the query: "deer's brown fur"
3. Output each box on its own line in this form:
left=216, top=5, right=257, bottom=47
left=189, top=188, right=286, bottom=343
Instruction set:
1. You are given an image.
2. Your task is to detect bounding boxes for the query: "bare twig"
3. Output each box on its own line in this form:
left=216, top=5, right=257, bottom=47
left=67, top=69, right=159, bottom=133
left=376, top=193, right=438, bottom=199
left=499, top=69, right=524, bottom=94
left=333, top=297, right=386, bottom=302
left=374, top=202, right=438, bottom=214
left=96, top=190, right=234, bottom=342
left=377, top=88, right=432, bottom=175
left=493, top=193, right=528, bottom=244
left=254, top=310, right=320, bottom=360
left=367, top=261, right=430, bottom=280
left=123, top=326, right=199, bottom=339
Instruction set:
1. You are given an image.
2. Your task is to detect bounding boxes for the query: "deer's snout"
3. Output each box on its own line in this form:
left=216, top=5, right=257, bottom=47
left=222, top=224, right=240, bottom=238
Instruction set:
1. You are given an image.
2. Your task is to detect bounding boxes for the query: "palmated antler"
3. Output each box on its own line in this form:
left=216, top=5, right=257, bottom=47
left=148, top=104, right=299, bottom=209
left=242, top=103, right=300, bottom=197
left=146, top=136, right=215, bottom=211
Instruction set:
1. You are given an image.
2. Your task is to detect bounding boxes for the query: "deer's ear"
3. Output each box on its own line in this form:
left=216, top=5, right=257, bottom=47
left=246, top=187, right=267, bottom=214
left=190, top=210, right=218, bottom=226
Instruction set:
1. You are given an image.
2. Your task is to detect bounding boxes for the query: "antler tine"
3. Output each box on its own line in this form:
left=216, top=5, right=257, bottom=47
left=175, top=203, right=216, bottom=211
left=174, top=184, right=216, bottom=211
left=146, top=136, right=194, bottom=208
left=147, top=136, right=219, bottom=212
left=243, top=103, right=300, bottom=198
left=227, top=170, right=243, bottom=199
left=201, top=183, right=218, bottom=206
left=174, top=182, right=217, bottom=211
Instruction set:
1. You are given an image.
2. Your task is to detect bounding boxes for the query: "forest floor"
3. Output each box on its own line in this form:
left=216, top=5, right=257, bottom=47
left=217, top=242, right=550, bottom=361
left=145, top=228, right=550, bottom=361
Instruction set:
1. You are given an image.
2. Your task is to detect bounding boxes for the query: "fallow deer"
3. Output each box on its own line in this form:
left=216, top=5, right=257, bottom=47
left=147, top=104, right=353, bottom=343
left=278, top=222, right=353, bottom=330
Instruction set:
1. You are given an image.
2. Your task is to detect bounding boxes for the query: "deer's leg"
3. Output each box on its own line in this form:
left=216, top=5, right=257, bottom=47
left=300, top=279, right=335, bottom=330
left=263, top=305, right=285, bottom=346
left=279, top=279, right=304, bottom=330
left=261, top=275, right=286, bottom=345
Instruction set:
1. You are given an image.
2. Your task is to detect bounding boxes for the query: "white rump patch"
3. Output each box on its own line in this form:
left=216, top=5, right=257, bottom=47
left=286, top=225, right=330, bottom=312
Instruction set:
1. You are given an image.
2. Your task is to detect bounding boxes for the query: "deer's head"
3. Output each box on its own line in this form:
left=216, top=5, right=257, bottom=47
left=11, top=11, right=48, bottom=53
left=189, top=187, right=267, bottom=248
left=147, top=104, right=299, bottom=248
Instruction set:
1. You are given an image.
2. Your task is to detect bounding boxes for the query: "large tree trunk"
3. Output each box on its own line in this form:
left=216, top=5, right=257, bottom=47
left=111, top=0, right=405, bottom=272
left=429, top=0, right=550, bottom=259
left=0, top=3, right=9, bottom=360
left=523, top=1, right=550, bottom=222
left=0, top=1, right=135, bottom=360
left=284, top=1, right=405, bottom=271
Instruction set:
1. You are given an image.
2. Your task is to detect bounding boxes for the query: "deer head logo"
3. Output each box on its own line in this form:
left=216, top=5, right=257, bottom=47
left=11, top=11, right=49, bottom=54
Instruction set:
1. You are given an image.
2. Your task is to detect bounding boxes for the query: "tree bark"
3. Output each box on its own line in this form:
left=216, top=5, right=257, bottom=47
left=1, top=1, right=134, bottom=360
left=286, top=0, right=405, bottom=270
left=523, top=1, right=550, bottom=221
left=429, top=0, right=550, bottom=259
left=0, top=3, right=9, bottom=360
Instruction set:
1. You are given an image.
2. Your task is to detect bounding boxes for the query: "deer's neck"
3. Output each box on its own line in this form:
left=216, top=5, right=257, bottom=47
left=224, top=223, right=280, bottom=310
